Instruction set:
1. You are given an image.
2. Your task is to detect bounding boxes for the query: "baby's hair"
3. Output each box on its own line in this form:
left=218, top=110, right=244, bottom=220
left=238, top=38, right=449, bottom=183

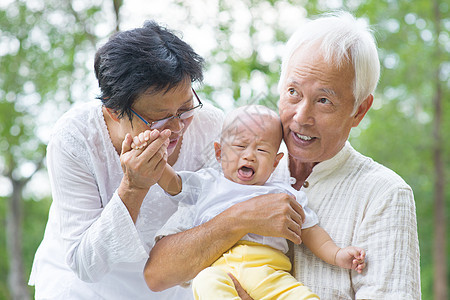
left=221, top=105, right=283, bottom=147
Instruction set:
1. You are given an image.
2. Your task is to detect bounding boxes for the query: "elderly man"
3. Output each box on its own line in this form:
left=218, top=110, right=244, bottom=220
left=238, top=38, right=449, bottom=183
left=144, top=12, right=420, bottom=299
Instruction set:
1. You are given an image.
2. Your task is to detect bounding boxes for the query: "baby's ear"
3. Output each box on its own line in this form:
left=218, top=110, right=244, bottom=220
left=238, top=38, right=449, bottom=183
left=214, top=142, right=222, bottom=162
left=273, top=152, right=284, bottom=169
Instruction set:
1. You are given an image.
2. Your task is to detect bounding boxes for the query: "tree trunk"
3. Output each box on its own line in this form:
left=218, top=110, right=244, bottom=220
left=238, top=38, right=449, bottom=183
left=432, top=61, right=447, bottom=300
left=6, top=179, right=31, bottom=300
left=113, top=0, right=123, bottom=32
left=432, top=69, right=446, bottom=300
left=432, top=1, right=447, bottom=299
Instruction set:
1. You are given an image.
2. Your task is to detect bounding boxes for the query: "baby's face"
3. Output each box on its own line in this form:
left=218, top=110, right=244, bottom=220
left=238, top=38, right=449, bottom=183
left=216, top=114, right=283, bottom=185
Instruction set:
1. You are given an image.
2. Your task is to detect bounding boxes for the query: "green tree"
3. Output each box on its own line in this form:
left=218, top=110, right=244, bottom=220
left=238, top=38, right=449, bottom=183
left=357, top=1, right=448, bottom=298
left=173, top=0, right=306, bottom=110
left=0, top=0, right=103, bottom=298
left=1, top=1, right=447, bottom=299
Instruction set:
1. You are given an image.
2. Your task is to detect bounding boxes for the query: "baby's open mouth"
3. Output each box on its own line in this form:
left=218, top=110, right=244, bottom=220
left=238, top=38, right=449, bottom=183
left=238, top=166, right=255, bottom=180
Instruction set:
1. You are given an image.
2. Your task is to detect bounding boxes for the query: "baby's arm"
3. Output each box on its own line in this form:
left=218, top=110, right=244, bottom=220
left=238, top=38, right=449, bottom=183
left=131, top=130, right=182, bottom=196
left=301, top=225, right=366, bottom=273
left=158, top=164, right=182, bottom=196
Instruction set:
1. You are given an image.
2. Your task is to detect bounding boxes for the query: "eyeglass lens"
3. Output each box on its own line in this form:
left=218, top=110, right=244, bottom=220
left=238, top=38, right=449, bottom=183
left=150, top=109, right=197, bottom=129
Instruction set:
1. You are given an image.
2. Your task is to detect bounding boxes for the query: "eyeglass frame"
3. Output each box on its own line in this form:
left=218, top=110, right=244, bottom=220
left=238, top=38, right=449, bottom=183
left=129, top=88, right=203, bottom=130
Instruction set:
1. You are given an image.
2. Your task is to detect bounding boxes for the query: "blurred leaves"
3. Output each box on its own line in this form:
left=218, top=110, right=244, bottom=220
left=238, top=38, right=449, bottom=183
left=0, top=0, right=448, bottom=298
left=0, top=0, right=106, bottom=298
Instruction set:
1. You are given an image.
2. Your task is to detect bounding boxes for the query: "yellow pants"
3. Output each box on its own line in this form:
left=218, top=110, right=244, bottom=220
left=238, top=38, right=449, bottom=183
left=192, top=241, right=319, bottom=300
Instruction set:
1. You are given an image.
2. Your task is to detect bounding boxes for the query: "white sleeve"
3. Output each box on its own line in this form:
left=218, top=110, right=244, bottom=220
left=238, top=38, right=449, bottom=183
left=294, top=190, right=319, bottom=229
left=155, top=169, right=216, bottom=240
left=154, top=204, right=196, bottom=242
left=353, top=186, right=421, bottom=299
left=276, top=182, right=319, bottom=229
left=168, top=171, right=204, bottom=205
left=47, top=138, right=148, bottom=283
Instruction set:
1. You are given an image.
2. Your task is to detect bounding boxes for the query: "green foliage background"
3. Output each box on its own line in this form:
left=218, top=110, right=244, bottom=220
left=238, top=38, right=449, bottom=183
left=0, top=0, right=448, bottom=299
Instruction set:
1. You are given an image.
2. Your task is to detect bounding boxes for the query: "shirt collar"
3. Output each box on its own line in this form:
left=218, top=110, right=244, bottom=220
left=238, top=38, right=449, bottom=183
left=287, top=141, right=353, bottom=187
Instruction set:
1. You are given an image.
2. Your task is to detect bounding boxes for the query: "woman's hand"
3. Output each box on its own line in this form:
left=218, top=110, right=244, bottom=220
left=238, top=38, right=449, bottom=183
left=131, top=129, right=153, bottom=150
left=118, top=129, right=170, bottom=222
left=229, top=274, right=253, bottom=300
left=121, top=129, right=170, bottom=190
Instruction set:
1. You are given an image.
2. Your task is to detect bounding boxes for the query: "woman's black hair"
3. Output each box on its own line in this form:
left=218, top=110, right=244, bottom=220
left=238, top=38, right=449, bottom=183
left=94, top=20, right=204, bottom=120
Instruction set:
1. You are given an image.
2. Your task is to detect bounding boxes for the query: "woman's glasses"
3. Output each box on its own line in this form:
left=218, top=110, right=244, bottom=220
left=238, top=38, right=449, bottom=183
left=130, top=88, right=203, bottom=130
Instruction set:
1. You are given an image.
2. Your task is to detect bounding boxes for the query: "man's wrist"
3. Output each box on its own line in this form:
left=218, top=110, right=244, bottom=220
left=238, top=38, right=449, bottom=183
left=217, top=202, right=249, bottom=239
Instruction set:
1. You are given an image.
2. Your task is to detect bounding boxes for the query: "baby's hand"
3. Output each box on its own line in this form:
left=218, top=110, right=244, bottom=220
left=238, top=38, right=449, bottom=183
left=335, top=246, right=366, bottom=274
left=131, top=130, right=153, bottom=150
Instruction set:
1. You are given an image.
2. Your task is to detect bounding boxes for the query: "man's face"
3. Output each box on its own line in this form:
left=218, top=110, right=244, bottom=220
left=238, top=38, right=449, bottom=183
left=279, top=45, right=371, bottom=164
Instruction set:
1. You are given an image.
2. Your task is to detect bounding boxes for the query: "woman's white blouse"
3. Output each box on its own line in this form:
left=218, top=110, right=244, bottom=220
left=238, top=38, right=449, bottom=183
left=29, top=99, right=223, bottom=300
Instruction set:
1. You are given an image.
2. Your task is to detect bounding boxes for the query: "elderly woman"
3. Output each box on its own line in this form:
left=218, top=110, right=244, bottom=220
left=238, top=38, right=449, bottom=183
left=29, top=21, right=223, bottom=299
left=145, top=12, right=420, bottom=300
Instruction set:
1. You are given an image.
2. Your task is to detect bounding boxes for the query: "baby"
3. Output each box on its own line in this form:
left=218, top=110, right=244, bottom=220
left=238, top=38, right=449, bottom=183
left=133, top=105, right=365, bottom=299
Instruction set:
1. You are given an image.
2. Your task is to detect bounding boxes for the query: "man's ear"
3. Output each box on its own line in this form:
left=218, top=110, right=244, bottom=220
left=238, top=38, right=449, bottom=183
left=352, top=94, right=373, bottom=127
left=273, top=152, right=284, bottom=169
left=214, top=142, right=222, bottom=163
left=105, top=107, right=121, bottom=122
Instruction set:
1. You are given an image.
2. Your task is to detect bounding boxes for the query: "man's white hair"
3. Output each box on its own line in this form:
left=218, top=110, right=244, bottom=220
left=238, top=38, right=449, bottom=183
left=278, top=11, right=380, bottom=115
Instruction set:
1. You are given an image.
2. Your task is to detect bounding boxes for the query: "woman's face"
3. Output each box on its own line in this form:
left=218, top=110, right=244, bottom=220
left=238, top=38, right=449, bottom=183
left=128, top=81, right=196, bottom=156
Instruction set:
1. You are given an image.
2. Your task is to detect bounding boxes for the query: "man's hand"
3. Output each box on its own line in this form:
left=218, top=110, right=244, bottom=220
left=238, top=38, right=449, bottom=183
left=144, top=193, right=305, bottom=290
left=226, top=193, right=305, bottom=244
